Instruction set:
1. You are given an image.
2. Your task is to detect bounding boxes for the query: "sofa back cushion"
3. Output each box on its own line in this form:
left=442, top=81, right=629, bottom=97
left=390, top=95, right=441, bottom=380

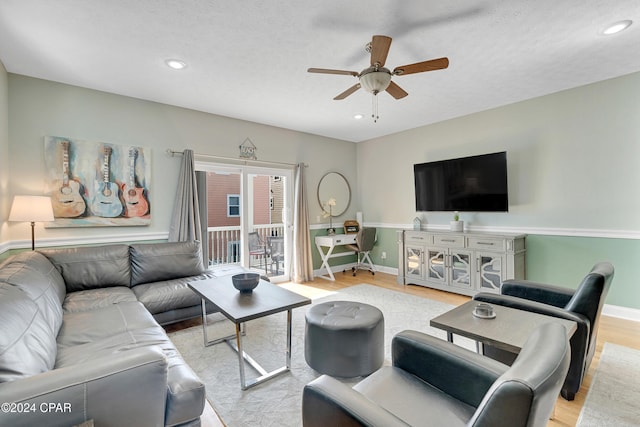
left=0, top=252, right=66, bottom=336
left=39, top=244, right=131, bottom=291
left=130, top=241, right=205, bottom=286
left=0, top=284, right=57, bottom=382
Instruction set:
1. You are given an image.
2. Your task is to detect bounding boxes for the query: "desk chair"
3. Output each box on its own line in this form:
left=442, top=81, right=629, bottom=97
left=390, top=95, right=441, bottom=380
left=248, top=232, right=268, bottom=274
left=344, top=227, right=376, bottom=276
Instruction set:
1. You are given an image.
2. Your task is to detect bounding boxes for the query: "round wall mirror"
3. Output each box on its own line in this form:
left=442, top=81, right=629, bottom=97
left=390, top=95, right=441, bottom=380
left=317, top=172, right=351, bottom=217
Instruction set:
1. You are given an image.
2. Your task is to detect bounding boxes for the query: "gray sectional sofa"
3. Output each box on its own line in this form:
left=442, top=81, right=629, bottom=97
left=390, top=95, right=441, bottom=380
left=0, top=241, right=214, bottom=427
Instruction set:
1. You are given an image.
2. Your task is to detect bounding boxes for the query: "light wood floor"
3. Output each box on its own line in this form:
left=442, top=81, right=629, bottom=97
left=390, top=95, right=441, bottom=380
left=180, top=272, right=640, bottom=427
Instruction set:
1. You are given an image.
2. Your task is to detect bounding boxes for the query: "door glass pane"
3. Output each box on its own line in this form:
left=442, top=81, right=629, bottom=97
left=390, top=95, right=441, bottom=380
left=249, top=173, right=287, bottom=280
left=479, top=255, right=502, bottom=291
left=427, top=249, right=446, bottom=281
left=206, top=172, right=241, bottom=265
left=451, top=252, right=471, bottom=287
left=406, top=247, right=422, bottom=277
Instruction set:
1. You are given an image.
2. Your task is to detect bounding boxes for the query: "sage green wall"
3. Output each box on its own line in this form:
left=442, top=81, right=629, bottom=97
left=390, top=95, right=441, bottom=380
left=357, top=72, right=640, bottom=310
left=6, top=74, right=357, bottom=245
left=0, top=61, right=9, bottom=247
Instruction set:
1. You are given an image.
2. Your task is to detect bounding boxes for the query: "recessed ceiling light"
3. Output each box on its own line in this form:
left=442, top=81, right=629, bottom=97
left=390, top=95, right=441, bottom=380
left=165, top=59, right=187, bottom=69
left=601, top=20, right=632, bottom=35
left=353, top=114, right=364, bottom=120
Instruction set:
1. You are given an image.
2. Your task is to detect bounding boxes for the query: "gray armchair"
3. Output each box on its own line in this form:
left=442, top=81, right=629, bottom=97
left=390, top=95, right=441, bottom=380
left=473, top=262, right=613, bottom=400
left=302, top=322, right=570, bottom=427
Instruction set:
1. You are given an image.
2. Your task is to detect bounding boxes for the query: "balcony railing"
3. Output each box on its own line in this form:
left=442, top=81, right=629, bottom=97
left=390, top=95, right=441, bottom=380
left=207, top=224, right=284, bottom=269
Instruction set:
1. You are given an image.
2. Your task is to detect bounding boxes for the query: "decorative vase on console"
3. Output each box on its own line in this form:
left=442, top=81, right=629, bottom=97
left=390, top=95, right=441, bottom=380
left=450, top=211, right=464, bottom=232
left=323, top=197, right=337, bottom=235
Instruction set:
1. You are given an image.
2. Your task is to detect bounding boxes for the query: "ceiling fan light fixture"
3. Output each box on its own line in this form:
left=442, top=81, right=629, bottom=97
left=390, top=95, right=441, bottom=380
left=359, top=69, right=392, bottom=94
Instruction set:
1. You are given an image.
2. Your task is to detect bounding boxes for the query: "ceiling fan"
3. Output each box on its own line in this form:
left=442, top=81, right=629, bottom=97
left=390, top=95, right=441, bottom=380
left=308, top=35, right=449, bottom=105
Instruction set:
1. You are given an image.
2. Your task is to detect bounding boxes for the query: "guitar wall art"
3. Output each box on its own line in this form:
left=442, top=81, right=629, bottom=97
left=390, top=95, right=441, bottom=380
left=44, top=136, right=151, bottom=227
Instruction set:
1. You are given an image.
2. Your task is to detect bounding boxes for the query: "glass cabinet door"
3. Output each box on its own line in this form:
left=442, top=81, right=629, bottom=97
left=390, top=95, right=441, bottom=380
left=405, top=246, right=424, bottom=279
left=427, top=249, right=447, bottom=284
left=450, top=251, right=472, bottom=289
left=477, top=253, right=504, bottom=293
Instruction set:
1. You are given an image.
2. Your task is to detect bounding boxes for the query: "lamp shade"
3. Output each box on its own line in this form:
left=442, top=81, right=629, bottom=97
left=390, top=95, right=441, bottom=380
left=9, top=196, right=55, bottom=222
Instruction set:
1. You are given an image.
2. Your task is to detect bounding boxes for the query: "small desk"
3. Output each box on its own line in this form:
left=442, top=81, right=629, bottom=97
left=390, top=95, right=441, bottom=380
left=315, top=233, right=357, bottom=281
left=430, top=300, right=577, bottom=355
left=189, top=277, right=311, bottom=390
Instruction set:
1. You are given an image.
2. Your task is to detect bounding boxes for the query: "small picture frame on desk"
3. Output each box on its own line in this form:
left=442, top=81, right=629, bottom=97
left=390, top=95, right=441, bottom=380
left=327, top=227, right=336, bottom=235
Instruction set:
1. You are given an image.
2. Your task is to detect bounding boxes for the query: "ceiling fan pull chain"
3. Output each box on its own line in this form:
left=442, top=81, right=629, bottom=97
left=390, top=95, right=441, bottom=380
left=372, top=94, right=379, bottom=123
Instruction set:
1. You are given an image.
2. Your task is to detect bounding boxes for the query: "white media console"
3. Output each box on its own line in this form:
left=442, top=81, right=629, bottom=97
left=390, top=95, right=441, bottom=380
left=397, top=230, right=526, bottom=296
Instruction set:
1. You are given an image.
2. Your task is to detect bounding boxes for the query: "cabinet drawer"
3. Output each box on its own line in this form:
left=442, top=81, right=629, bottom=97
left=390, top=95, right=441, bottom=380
left=433, top=235, right=465, bottom=248
left=467, top=236, right=505, bottom=251
left=405, top=232, right=432, bottom=244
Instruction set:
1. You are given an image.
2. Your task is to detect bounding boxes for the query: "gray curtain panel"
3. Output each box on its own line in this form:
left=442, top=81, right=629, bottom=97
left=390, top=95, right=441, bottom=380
left=196, top=170, right=209, bottom=266
left=169, top=149, right=203, bottom=244
left=293, top=162, right=314, bottom=282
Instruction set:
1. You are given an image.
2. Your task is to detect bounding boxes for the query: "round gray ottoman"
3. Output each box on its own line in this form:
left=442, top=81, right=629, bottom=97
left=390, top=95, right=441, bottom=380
left=304, top=300, right=384, bottom=377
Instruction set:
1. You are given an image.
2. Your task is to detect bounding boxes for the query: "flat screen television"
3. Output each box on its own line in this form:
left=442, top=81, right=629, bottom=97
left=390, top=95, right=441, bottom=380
left=414, top=151, right=508, bottom=212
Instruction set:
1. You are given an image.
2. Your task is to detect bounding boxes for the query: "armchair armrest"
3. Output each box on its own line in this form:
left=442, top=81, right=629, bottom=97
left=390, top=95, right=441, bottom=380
left=0, top=347, right=168, bottom=427
left=302, top=375, right=410, bottom=427
left=392, top=330, right=508, bottom=408
left=500, top=279, right=574, bottom=308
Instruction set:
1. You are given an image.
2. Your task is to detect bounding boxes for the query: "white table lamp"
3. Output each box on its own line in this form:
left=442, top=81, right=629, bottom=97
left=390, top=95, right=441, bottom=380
left=8, top=195, right=54, bottom=250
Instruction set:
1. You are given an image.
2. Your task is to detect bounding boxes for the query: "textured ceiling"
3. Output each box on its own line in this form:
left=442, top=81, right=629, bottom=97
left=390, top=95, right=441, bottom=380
left=1, top=0, right=639, bottom=142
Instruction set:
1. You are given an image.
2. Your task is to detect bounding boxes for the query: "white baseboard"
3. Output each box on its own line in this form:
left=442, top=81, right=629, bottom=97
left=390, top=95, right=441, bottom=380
left=602, top=304, right=640, bottom=322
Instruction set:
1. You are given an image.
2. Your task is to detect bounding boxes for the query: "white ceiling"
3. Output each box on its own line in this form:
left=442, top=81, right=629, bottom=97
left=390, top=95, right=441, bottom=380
left=1, top=0, right=639, bottom=143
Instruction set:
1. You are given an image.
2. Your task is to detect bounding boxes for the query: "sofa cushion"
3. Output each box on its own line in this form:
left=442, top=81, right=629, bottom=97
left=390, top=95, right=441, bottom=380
left=131, top=275, right=210, bottom=315
left=129, top=241, right=205, bottom=286
left=0, top=252, right=66, bottom=335
left=57, top=301, right=160, bottom=349
left=55, top=301, right=205, bottom=426
left=0, top=285, right=57, bottom=382
left=63, top=287, right=138, bottom=314
left=39, top=245, right=131, bottom=291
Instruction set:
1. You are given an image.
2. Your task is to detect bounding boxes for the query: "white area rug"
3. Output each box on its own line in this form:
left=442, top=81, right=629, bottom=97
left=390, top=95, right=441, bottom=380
left=169, top=284, right=473, bottom=427
left=577, top=343, right=640, bottom=427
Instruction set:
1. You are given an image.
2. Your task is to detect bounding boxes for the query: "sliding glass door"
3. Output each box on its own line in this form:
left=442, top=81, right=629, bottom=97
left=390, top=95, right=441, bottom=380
left=196, top=162, right=292, bottom=282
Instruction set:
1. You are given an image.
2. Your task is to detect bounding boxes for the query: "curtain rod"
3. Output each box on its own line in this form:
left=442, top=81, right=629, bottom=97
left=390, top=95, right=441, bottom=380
left=166, top=149, right=307, bottom=168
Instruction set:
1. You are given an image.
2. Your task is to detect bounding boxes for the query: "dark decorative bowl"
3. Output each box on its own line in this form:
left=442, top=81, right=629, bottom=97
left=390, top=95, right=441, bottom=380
left=232, top=273, right=260, bottom=293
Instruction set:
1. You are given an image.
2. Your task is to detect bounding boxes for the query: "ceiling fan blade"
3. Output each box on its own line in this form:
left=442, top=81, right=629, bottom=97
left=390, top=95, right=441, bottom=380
left=334, top=83, right=361, bottom=100
left=370, top=35, right=392, bottom=67
left=386, top=81, right=408, bottom=99
left=308, top=68, right=359, bottom=77
left=393, top=57, right=449, bottom=75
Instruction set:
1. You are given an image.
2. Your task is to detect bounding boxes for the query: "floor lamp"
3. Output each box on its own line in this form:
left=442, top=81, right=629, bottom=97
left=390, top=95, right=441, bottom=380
left=8, top=195, right=55, bottom=250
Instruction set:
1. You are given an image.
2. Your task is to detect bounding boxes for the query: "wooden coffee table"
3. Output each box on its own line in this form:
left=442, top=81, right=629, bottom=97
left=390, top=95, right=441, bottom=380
left=430, top=300, right=577, bottom=355
left=189, top=276, right=311, bottom=390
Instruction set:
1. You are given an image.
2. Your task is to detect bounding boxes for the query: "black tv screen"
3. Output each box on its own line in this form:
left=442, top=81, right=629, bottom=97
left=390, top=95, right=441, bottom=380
left=414, top=151, right=508, bottom=212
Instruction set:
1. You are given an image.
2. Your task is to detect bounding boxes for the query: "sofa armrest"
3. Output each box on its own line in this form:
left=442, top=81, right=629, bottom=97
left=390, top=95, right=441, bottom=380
left=0, top=347, right=168, bottom=427
left=500, top=279, right=575, bottom=308
left=392, top=330, right=508, bottom=408
left=302, top=375, right=410, bottom=427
